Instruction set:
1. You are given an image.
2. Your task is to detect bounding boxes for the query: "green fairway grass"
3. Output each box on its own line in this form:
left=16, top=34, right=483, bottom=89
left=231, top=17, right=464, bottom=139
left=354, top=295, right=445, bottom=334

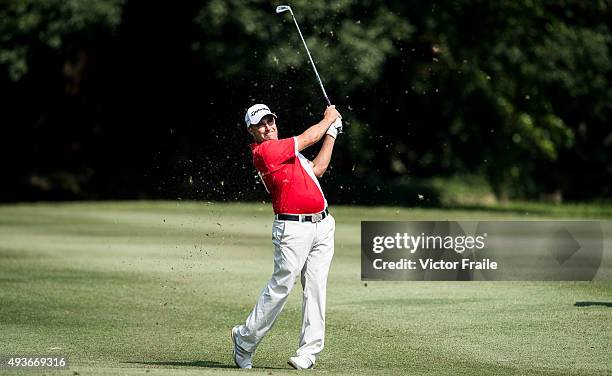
left=0, top=201, right=611, bottom=375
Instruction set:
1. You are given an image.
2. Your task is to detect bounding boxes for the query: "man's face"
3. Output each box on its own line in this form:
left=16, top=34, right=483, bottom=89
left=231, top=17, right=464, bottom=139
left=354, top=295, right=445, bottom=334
left=248, top=115, right=278, bottom=142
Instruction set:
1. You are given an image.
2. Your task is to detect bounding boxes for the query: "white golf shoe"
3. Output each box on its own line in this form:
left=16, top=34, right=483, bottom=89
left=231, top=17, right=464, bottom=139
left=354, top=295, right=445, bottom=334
left=231, top=325, right=253, bottom=369
left=288, top=355, right=314, bottom=370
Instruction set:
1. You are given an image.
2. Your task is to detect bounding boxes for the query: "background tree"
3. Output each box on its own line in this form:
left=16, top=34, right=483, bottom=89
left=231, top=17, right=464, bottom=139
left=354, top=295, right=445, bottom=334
left=1, top=0, right=610, bottom=203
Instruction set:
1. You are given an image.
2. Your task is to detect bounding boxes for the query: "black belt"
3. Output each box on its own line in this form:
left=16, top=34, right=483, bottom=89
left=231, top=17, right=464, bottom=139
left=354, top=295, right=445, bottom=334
left=275, top=208, right=329, bottom=223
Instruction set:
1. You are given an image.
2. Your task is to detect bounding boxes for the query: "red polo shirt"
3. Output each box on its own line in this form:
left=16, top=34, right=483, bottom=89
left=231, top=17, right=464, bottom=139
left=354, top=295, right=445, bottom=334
left=250, top=137, right=327, bottom=214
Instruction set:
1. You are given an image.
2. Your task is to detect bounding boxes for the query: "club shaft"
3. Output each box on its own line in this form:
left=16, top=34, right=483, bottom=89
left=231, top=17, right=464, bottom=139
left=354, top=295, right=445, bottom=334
left=289, top=12, right=332, bottom=106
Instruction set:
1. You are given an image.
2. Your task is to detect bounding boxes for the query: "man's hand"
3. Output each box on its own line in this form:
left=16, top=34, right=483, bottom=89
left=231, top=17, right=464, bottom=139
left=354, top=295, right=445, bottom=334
left=326, top=118, right=343, bottom=139
left=297, top=105, right=342, bottom=152
left=323, top=105, right=341, bottom=125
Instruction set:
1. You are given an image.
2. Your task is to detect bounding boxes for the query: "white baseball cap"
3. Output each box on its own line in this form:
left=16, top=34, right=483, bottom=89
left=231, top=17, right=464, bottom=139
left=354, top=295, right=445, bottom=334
left=244, top=104, right=277, bottom=128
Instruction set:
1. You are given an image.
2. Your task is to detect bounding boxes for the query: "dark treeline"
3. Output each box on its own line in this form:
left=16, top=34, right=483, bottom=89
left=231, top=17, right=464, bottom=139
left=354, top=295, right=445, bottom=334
left=1, top=0, right=610, bottom=205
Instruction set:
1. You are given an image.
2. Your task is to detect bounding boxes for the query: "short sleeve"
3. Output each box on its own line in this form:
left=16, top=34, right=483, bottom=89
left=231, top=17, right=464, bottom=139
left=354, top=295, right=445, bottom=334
left=257, top=137, right=296, bottom=173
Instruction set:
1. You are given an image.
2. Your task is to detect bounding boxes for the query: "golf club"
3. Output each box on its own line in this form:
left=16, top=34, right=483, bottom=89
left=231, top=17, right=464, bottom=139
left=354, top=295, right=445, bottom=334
left=276, top=5, right=332, bottom=106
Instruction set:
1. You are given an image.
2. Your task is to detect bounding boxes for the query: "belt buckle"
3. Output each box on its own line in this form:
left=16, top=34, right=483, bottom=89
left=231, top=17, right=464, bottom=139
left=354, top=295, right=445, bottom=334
left=311, top=213, right=323, bottom=223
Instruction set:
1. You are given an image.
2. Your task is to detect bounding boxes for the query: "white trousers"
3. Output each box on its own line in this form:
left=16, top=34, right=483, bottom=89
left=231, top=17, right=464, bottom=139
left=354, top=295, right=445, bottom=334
left=235, top=214, right=335, bottom=364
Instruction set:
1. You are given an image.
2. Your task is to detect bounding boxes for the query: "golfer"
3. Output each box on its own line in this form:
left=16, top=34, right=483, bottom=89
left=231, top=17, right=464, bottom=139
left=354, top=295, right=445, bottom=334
left=232, top=103, right=342, bottom=370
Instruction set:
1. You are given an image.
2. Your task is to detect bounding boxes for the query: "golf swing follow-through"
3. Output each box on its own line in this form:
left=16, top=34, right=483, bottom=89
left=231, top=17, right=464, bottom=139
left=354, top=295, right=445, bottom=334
left=231, top=4, right=343, bottom=370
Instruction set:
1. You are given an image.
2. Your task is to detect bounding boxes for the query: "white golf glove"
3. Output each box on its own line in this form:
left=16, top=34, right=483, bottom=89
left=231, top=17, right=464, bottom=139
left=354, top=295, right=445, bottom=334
left=326, top=117, right=343, bottom=139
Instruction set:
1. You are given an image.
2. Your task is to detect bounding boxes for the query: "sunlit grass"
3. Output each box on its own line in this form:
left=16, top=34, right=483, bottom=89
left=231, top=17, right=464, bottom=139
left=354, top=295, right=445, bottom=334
left=0, top=201, right=610, bottom=375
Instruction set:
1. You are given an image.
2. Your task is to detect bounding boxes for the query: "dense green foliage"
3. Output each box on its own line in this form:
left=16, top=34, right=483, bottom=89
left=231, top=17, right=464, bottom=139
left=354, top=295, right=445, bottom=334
left=0, top=0, right=123, bottom=80
left=1, top=1, right=610, bottom=202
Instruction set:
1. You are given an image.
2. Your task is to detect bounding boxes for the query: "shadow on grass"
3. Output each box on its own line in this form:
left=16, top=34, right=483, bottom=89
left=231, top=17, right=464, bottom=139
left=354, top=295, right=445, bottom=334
left=446, top=204, right=552, bottom=215
left=574, top=301, right=612, bottom=307
left=447, top=203, right=612, bottom=218
left=125, top=360, right=285, bottom=370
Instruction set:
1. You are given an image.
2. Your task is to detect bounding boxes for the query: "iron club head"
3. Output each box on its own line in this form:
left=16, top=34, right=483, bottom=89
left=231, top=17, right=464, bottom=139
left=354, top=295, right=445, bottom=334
left=276, top=5, right=292, bottom=14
